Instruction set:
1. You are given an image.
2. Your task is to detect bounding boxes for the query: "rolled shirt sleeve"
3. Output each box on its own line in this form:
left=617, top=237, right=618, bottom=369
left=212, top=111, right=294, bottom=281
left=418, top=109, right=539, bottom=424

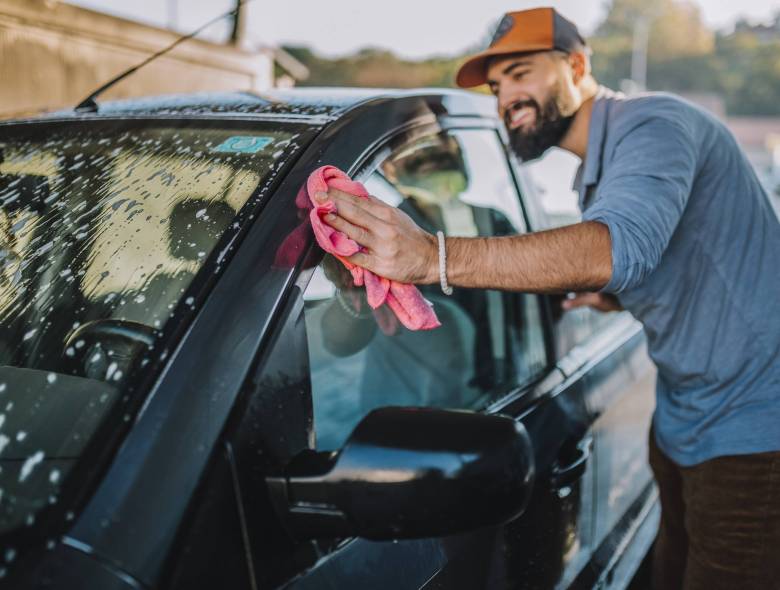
left=583, top=117, right=697, bottom=293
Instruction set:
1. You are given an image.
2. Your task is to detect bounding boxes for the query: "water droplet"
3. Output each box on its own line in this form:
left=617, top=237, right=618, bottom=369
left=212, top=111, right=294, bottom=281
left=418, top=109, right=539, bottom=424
left=19, top=450, right=44, bottom=482
left=49, top=469, right=60, bottom=484
left=16, top=431, right=26, bottom=442
left=47, top=373, right=57, bottom=384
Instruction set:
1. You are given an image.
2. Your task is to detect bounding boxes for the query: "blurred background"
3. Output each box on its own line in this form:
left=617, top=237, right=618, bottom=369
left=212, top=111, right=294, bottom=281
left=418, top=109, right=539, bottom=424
left=2, top=0, right=779, bottom=212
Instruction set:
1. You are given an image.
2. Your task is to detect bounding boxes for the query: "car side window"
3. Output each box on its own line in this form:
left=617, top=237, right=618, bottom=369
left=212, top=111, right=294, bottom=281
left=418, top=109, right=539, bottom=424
left=302, top=128, right=547, bottom=450
left=518, top=149, right=622, bottom=359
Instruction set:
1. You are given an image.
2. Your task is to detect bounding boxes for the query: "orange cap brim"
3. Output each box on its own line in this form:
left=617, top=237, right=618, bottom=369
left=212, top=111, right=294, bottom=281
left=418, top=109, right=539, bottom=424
left=455, top=43, right=553, bottom=88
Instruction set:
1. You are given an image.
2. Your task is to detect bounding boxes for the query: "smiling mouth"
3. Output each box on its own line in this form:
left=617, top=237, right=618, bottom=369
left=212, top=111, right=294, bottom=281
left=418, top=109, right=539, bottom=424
left=506, top=102, right=536, bottom=130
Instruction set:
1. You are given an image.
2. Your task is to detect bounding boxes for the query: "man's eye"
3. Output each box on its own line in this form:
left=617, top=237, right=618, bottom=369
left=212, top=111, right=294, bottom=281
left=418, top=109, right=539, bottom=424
left=513, top=71, right=528, bottom=80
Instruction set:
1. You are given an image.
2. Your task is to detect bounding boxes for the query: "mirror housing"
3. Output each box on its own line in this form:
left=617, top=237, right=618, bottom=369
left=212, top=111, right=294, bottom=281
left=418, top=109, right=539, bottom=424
left=267, top=407, right=535, bottom=540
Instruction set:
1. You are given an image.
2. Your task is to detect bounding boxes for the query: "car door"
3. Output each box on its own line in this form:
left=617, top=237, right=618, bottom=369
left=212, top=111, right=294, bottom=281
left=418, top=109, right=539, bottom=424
left=223, top=117, right=607, bottom=589
left=516, top=152, right=658, bottom=586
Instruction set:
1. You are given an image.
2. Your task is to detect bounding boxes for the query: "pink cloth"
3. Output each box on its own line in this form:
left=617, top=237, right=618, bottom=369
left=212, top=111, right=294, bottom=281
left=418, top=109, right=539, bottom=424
left=307, top=165, right=440, bottom=331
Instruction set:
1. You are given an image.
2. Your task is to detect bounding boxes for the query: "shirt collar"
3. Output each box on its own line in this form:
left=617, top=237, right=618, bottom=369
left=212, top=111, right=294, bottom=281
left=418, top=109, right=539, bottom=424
left=573, top=85, right=614, bottom=204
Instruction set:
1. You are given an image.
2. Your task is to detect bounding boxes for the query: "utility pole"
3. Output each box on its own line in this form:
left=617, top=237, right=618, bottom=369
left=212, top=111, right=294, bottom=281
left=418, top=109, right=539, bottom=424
left=630, top=16, right=650, bottom=92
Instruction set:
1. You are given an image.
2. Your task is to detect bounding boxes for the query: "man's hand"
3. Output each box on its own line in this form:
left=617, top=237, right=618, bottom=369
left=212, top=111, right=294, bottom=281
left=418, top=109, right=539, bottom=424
left=562, top=291, right=623, bottom=312
left=315, top=188, right=439, bottom=284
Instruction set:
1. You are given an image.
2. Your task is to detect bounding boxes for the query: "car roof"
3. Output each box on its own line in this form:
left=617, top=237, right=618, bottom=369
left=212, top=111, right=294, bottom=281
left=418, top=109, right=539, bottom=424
left=2, top=87, right=498, bottom=126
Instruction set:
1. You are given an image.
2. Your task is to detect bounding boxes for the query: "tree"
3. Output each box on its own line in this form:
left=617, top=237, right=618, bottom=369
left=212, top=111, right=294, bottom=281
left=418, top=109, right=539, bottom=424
left=593, top=0, right=713, bottom=59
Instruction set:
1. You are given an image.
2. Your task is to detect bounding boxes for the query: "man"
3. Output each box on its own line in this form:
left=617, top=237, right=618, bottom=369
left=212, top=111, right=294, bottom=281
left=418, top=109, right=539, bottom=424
left=315, top=7, right=780, bottom=590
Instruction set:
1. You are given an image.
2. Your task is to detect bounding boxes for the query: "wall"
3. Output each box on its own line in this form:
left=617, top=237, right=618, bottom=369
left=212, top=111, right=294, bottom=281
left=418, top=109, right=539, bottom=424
left=0, top=0, right=272, bottom=119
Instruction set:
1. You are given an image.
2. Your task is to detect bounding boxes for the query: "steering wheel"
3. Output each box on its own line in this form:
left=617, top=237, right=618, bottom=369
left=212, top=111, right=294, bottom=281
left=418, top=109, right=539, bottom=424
left=63, top=319, right=160, bottom=381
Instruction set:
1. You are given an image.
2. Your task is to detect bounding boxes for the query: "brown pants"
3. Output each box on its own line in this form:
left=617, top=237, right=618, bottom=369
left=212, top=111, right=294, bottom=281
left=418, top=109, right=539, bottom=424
left=648, top=429, right=780, bottom=590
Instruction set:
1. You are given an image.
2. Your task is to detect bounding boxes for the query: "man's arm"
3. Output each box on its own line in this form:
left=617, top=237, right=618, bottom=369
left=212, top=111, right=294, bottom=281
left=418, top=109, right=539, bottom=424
left=444, top=221, right=611, bottom=292
left=317, top=112, right=697, bottom=297
left=315, top=189, right=612, bottom=293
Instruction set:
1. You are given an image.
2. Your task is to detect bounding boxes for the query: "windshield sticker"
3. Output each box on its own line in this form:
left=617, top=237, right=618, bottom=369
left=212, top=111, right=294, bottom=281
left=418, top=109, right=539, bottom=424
left=212, top=136, right=274, bottom=154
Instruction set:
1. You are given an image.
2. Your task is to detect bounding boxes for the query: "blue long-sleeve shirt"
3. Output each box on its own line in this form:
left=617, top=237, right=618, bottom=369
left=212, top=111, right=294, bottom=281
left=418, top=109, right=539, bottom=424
left=576, top=87, right=780, bottom=466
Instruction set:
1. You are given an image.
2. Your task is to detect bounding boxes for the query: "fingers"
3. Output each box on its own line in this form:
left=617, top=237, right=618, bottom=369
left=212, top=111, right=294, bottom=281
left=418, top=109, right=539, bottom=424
left=323, top=212, right=376, bottom=249
left=316, top=188, right=395, bottom=224
left=561, top=292, right=622, bottom=313
left=315, top=187, right=396, bottom=250
left=343, top=250, right=373, bottom=270
left=561, top=292, right=600, bottom=310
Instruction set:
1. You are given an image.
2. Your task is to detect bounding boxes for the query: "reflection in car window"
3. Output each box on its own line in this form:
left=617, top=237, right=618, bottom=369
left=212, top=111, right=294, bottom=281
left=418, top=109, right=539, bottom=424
left=0, top=122, right=302, bottom=536
left=303, top=129, right=547, bottom=450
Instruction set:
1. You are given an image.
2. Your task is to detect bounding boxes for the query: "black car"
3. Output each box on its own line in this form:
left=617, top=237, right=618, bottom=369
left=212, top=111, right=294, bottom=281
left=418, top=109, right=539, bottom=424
left=0, top=88, right=658, bottom=589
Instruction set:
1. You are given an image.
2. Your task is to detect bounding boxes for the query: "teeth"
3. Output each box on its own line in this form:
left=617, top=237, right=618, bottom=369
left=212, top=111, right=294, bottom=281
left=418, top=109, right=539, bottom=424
left=511, top=107, right=532, bottom=125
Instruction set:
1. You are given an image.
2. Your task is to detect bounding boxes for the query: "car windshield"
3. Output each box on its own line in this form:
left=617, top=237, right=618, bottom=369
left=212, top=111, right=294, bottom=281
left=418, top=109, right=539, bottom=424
left=0, top=118, right=308, bottom=537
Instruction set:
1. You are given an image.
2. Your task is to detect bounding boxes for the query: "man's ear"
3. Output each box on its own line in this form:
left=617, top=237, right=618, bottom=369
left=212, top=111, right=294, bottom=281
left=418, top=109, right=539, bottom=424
left=567, top=51, right=588, bottom=84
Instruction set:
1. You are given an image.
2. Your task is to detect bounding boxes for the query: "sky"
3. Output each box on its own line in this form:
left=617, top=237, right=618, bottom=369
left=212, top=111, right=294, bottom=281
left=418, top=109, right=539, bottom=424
left=68, top=0, right=780, bottom=60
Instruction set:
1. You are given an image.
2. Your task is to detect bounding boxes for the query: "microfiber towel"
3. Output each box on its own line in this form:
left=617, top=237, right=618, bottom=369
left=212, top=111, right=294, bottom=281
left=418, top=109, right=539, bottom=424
left=307, top=165, right=441, bottom=331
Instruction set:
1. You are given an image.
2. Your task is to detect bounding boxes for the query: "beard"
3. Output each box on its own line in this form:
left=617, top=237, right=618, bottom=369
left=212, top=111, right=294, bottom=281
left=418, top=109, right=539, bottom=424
left=506, top=94, right=575, bottom=162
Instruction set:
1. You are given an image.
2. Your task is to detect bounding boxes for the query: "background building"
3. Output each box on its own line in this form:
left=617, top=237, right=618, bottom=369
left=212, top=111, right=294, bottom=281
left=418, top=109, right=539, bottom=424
left=0, top=0, right=275, bottom=119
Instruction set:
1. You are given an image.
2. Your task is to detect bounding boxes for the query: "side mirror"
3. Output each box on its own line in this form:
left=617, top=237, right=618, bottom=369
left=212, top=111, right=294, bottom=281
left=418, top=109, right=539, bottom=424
left=267, top=407, right=535, bottom=541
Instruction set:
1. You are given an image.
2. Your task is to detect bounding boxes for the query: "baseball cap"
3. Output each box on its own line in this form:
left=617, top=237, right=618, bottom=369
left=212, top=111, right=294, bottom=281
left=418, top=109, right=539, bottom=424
left=455, top=7, right=587, bottom=88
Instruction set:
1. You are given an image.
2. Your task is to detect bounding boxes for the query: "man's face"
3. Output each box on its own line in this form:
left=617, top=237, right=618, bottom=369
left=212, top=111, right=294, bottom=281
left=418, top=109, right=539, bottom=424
left=486, top=51, right=579, bottom=162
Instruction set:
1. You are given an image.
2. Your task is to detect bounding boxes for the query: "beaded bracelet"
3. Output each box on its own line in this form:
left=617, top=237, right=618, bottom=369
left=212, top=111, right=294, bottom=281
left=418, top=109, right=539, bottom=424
left=335, top=289, right=372, bottom=319
left=436, top=230, right=453, bottom=296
